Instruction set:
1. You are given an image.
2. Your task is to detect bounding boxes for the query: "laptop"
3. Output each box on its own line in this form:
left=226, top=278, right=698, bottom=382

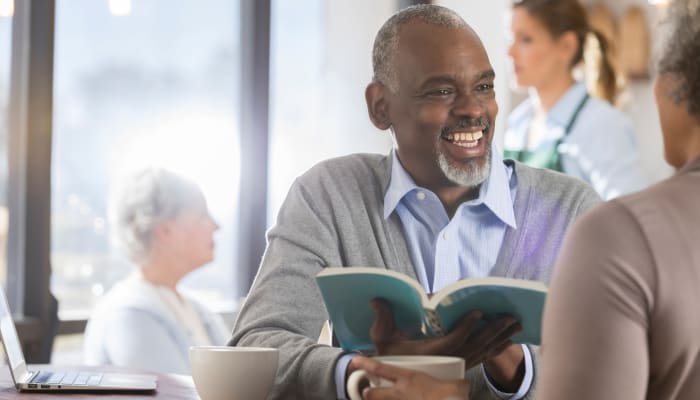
left=0, top=285, right=157, bottom=392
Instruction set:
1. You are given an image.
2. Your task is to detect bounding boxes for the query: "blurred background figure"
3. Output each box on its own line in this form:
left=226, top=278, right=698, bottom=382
left=504, top=0, right=647, bottom=200
left=83, top=168, right=230, bottom=374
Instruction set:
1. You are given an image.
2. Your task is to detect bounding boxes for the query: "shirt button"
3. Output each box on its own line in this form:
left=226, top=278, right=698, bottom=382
left=443, top=232, right=449, bottom=240
left=416, top=191, right=426, bottom=200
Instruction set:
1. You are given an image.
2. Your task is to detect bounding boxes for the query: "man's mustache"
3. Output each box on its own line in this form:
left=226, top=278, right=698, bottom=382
left=440, top=118, right=490, bottom=137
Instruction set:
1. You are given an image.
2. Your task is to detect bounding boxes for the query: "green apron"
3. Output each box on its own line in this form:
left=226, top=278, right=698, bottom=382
left=504, top=93, right=590, bottom=173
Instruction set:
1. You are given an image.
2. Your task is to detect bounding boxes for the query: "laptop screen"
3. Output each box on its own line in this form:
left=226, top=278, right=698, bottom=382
left=0, top=285, right=29, bottom=382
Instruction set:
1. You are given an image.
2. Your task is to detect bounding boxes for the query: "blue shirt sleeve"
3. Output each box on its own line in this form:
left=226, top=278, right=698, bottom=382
left=335, top=353, right=358, bottom=399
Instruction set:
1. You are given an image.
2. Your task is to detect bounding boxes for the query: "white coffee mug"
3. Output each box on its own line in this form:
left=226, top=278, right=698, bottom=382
left=346, top=355, right=465, bottom=400
left=189, top=346, right=278, bottom=400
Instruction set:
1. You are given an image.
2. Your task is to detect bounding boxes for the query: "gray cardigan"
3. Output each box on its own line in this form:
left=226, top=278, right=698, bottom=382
left=230, top=153, right=600, bottom=399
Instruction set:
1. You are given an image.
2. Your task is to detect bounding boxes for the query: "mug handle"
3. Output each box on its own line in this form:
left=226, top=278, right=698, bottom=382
left=346, top=369, right=370, bottom=400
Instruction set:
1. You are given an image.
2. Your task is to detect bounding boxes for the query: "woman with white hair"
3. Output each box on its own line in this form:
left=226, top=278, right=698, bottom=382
left=83, top=168, right=230, bottom=374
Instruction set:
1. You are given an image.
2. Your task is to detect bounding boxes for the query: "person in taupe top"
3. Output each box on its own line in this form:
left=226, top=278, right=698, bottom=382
left=352, top=0, right=700, bottom=399
left=537, top=0, right=700, bottom=397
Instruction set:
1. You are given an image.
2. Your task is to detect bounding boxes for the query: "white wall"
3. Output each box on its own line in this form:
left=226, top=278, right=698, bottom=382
left=323, top=1, right=396, bottom=155
left=267, top=1, right=395, bottom=223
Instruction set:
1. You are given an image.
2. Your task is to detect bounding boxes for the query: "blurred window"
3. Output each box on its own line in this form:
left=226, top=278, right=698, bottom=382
left=52, top=0, right=241, bottom=318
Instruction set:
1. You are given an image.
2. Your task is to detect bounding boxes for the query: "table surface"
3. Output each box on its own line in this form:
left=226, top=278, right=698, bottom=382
left=0, top=365, right=199, bottom=399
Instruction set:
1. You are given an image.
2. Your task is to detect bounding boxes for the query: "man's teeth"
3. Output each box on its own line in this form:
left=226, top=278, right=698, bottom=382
left=452, top=141, right=478, bottom=148
left=446, top=131, right=483, bottom=142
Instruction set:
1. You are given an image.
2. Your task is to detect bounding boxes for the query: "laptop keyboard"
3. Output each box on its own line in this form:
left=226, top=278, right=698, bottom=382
left=31, top=371, right=104, bottom=386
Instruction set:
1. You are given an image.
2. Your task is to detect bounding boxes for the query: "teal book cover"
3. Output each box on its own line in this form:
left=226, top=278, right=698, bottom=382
left=316, top=267, right=547, bottom=352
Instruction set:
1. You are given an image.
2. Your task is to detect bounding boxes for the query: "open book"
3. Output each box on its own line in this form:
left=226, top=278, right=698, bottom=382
left=316, top=267, right=547, bottom=352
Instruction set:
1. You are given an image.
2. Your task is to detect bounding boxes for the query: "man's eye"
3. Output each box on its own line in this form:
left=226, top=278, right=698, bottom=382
left=477, top=84, right=494, bottom=92
left=428, top=89, right=453, bottom=96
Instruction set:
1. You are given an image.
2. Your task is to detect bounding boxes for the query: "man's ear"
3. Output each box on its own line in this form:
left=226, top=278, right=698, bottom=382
left=365, top=82, right=392, bottom=130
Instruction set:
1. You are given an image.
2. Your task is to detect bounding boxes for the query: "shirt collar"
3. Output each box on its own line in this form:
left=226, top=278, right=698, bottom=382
left=383, top=147, right=517, bottom=228
left=383, top=149, right=418, bottom=219
left=548, top=81, right=588, bottom=127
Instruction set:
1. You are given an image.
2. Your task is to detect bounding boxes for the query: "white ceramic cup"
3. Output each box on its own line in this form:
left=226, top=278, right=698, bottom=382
left=189, top=346, right=278, bottom=400
left=346, top=355, right=465, bottom=400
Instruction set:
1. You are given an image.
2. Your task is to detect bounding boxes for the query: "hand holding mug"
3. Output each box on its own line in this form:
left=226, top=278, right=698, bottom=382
left=347, top=355, right=467, bottom=400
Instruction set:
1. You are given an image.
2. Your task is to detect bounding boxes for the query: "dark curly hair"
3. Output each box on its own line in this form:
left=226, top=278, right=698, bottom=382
left=658, top=0, right=700, bottom=122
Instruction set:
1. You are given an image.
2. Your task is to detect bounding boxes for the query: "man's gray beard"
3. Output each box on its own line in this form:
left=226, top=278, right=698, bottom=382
left=437, top=147, right=491, bottom=187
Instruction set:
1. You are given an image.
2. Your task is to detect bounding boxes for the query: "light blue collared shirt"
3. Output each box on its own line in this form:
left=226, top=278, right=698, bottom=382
left=384, top=147, right=516, bottom=292
left=504, top=81, right=647, bottom=200
left=334, top=147, right=533, bottom=399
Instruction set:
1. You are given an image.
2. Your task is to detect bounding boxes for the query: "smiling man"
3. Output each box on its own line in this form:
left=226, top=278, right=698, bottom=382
left=230, top=5, right=600, bottom=400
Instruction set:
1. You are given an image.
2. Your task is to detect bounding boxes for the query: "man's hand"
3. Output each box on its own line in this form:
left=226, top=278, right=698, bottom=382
left=350, top=356, right=469, bottom=400
left=369, top=298, right=525, bottom=389
left=370, top=298, right=484, bottom=358
left=483, top=343, right=526, bottom=393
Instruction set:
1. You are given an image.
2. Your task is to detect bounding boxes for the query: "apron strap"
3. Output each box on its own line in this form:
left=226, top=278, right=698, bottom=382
left=564, top=93, right=590, bottom=136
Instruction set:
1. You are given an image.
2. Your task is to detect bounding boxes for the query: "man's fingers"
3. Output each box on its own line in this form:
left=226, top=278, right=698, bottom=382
left=485, top=323, right=523, bottom=356
left=423, top=310, right=483, bottom=355
left=352, top=357, right=416, bottom=400
left=363, top=387, right=403, bottom=400
left=350, top=356, right=376, bottom=374
left=351, top=356, right=406, bottom=382
left=468, top=316, right=519, bottom=348
left=369, top=298, right=397, bottom=345
left=449, top=310, right=484, bottom=338
left=458, top=315, right=520, bottom=361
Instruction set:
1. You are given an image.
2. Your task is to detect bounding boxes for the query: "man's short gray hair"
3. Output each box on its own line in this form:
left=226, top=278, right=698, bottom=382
left=658, top=0, right=700, bottom=121
left=111, top=168, right=203, bottom=264
left=372, top=4, right=469, bottom=92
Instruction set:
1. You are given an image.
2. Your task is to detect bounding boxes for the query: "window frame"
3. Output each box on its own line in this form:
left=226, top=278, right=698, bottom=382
left=7, top=0, right=57, bottom=363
